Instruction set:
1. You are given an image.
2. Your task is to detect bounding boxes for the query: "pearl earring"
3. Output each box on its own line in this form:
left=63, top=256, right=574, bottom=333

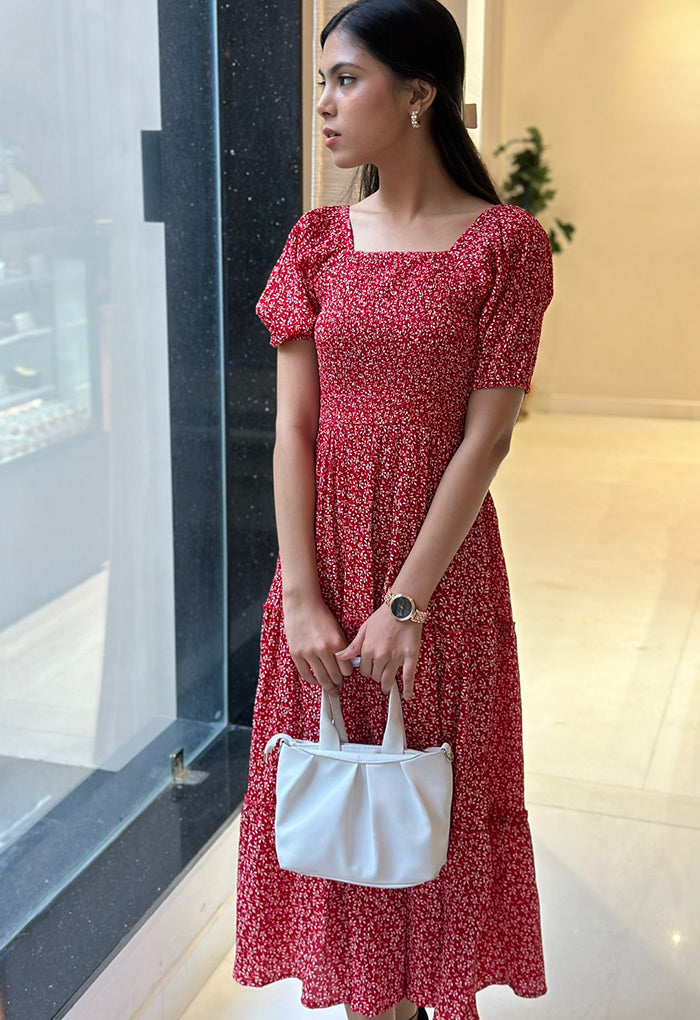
left=410, top=109, right=420, bottom=128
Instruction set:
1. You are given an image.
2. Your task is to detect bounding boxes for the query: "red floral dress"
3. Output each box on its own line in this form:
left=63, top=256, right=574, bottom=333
left=233, top=203, right=554, bottom=1020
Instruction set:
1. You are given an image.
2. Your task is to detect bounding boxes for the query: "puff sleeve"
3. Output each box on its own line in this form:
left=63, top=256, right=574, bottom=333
left=255, top=215, right=319, bottom=347
left=471, top=208, right=554, bottom=394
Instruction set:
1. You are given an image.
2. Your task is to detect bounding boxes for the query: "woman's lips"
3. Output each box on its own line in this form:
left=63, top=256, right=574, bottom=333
left=324, top=133, right=341, bottom=147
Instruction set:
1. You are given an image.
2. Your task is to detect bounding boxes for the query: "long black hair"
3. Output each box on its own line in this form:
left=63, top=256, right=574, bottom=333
left=320, top=0, right=503, bottom=206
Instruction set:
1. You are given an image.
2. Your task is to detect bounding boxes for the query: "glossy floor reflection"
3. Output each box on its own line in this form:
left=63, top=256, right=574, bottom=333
left=181, top=411, right=700, bottom=1020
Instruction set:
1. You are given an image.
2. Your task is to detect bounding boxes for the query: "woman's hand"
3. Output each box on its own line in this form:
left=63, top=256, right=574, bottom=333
left=282, top=593, right=356, bottom=696
left=334, top=602, right=423, bottom=701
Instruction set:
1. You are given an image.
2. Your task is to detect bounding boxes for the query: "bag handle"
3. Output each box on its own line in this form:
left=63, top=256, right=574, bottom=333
left=319, top=679, right=406, bottom=754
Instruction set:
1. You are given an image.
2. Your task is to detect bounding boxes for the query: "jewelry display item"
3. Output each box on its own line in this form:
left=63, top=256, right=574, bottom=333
left=410, top=109, right=420, bottom=128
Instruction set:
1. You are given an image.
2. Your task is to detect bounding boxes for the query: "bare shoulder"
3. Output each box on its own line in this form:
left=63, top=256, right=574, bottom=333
left=348, top=195, right=377, bottom=212
left=457, top=197, right=495, bottom=217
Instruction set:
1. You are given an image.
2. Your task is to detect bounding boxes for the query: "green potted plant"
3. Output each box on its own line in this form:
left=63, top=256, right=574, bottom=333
left=492, top=126, right=573, bottom=418
left=494, top=126, right=574, bottom=254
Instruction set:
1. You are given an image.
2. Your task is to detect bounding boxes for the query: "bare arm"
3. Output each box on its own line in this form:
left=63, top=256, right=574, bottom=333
left=271, top=337, right=355, bottom=694
left=336, top=386, right=527, bottom=697
left=390, top=386, right=525, bottom=608
left=272, top=337, right=322, bottom=605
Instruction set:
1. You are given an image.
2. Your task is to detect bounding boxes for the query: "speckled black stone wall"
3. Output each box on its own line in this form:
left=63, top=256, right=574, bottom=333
left=218, top=0, right=305, bottom=726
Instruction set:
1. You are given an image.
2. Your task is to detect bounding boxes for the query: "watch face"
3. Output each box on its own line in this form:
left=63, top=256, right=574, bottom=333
left=391, top=595, right=414, bottom=620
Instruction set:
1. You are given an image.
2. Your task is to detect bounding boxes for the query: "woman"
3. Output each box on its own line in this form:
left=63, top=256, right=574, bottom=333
left=233, top=2, right=554, bottom=1018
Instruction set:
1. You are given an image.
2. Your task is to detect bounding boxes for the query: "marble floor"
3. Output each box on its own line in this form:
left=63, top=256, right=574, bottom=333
left=181, top=411, right=700, bottom=1020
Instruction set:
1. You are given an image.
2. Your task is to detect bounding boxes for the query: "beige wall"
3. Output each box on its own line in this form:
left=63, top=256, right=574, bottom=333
left=302, top=1, right=700, bottom=417
left=497, top=0, right=700, bottom=417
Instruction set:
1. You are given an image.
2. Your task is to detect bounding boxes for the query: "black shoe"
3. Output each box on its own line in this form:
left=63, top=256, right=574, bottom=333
left=409, top=1008, right=429, bottom=1020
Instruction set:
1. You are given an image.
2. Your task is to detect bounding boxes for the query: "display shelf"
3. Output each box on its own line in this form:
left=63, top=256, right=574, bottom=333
left=0, top=273, right=52, bottom=290
left=0, top=326, right=53, bottom=348
left=0, top=212, right=101, bottom=468
left=0, top=384, right=53, bottom=410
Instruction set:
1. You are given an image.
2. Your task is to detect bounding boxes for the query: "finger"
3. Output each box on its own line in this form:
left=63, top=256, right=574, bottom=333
left=401, top=658, right=418, bottom=701
left=374, top=662, right=392, bottom=689
left=336, top=633, right=360, bottom=651
left=307, top=653, right=343, bottom=695
left=359, top=651, right=374, bottom=679
left=378, top=658, right=396, bottom=694
left=292, top=654, right=335, bottom=693
left=311, top=672, right=341, bottom=696
left=335, top=626, right=364, bottom=662
left=333, top=648, right=356, bottom=677
left=325, top=649, right=350, bottom=685
left=291, top=655, right=319, bottom=688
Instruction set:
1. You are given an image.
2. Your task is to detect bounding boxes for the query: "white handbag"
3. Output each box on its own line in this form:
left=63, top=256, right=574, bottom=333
left=263, top=675, right=455, bottom=888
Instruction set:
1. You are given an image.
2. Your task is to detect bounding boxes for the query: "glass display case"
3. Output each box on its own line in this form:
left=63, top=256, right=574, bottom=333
left=0, top=2, right=230, bottom=1012
left=0, top=202, right=107, bottom=634
left=0, top=203, right=100, bottom=467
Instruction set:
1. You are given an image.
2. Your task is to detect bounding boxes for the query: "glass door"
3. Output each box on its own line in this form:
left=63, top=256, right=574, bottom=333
left=0, top=0, right=227, bottom=947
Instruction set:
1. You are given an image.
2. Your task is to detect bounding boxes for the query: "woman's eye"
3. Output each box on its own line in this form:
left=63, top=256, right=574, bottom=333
left=315, top=75, right=354, bottom=87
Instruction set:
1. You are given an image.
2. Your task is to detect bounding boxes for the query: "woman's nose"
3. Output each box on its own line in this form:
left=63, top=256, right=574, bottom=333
left=316, top=92, right=333, bottom=118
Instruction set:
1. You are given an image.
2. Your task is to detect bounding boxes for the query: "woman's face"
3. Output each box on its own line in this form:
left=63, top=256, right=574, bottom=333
left=316, top=30, right=419, bottom=169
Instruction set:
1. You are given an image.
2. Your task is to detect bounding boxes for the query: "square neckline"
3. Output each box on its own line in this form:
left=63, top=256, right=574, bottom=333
left=342, top=202, right=500, bottom=255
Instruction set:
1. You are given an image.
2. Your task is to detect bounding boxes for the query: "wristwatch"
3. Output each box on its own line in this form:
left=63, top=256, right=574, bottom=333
left=383, top=590, right=429, bottom=624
